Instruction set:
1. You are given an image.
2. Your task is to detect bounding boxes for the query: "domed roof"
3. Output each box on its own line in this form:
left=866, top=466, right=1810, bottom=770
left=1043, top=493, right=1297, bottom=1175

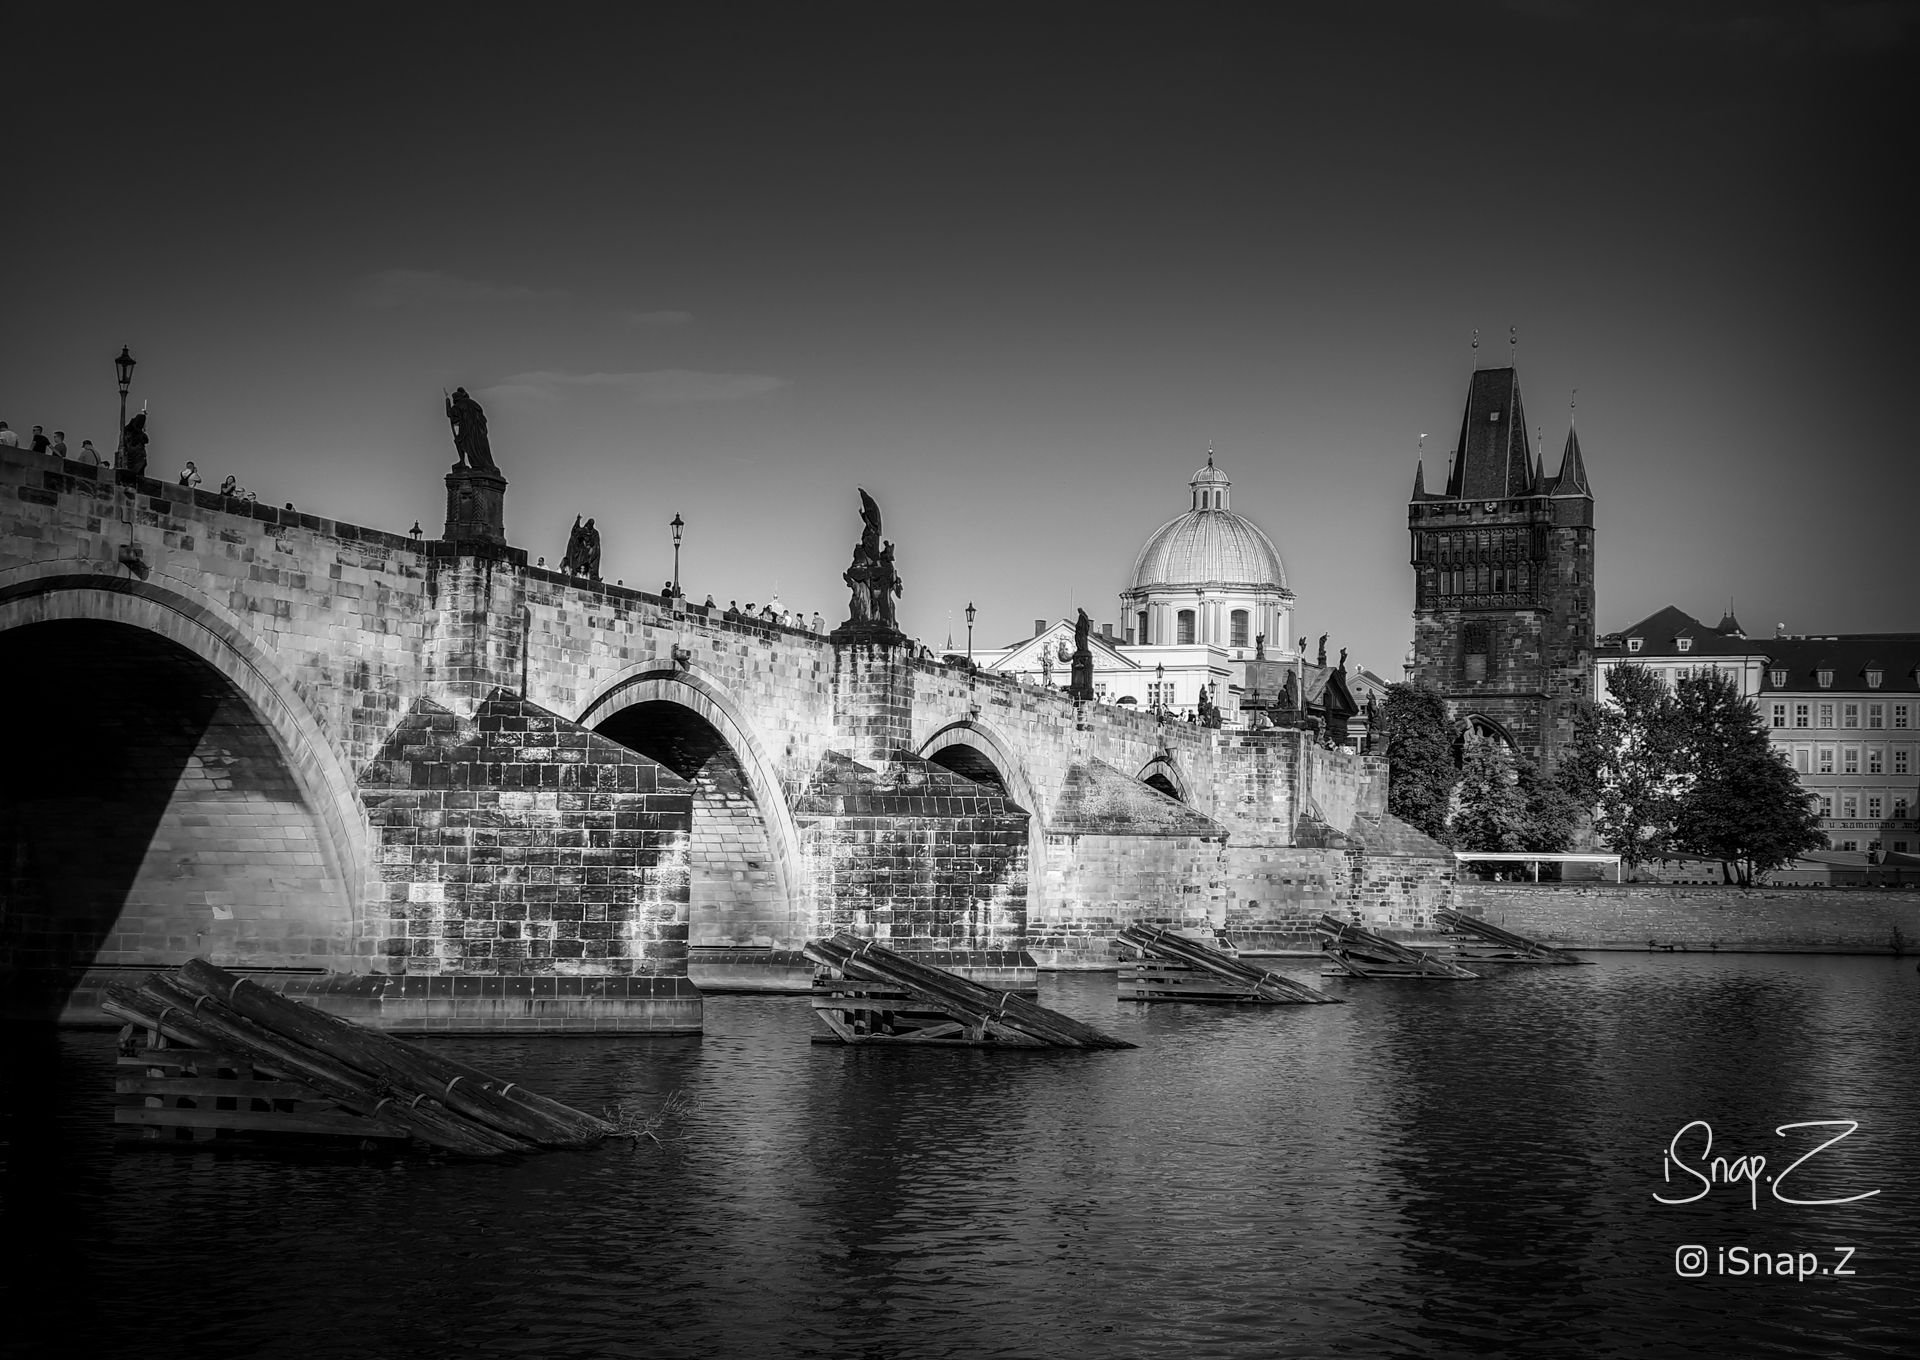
left=1127, top=455, right=1287, bottom=593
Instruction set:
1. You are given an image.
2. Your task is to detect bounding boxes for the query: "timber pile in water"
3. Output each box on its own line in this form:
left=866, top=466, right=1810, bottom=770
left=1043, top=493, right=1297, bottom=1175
left=805, top=933, right=1134, bottom=1049
left=1116, top=925, right=1343, bottom=1004
left=103, top=959, right=612, bottom=1156
left=1432, top=908, right=1592, bottom=965
left=1315, top=914, right=1481, bottom=980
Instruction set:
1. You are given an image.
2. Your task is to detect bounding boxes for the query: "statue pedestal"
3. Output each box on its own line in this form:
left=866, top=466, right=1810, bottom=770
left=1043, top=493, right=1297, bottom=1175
left=443, top=466, right=507, bottom=545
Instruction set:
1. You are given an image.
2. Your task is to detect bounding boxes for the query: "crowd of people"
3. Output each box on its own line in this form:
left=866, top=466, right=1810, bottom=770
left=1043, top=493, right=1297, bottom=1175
left=1, top=417, right=260, bottom=502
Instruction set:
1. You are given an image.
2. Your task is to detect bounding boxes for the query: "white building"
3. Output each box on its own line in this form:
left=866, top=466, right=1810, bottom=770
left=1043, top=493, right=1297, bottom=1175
left=974, top=452, right=1298, bottom=724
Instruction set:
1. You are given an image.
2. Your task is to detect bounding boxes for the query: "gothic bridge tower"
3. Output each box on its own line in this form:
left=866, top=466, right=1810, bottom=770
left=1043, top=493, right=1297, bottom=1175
left=1407, top=365, right=1594, bottom=772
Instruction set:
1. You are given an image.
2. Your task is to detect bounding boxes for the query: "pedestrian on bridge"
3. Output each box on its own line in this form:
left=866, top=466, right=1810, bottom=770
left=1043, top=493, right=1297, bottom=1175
left=179, top=460, right=202, bottom=488
left=78, top=440, right=103, bottom=466
left=30, top=425, right=49, bottom=453
left=0, top=422, right=17, bottom=446
left=51, top=431, right=68, bottom=459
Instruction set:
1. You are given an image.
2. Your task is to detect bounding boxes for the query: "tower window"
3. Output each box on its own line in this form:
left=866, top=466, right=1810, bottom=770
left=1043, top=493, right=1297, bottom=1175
left=1463, top=621, right=1492, bottom=683
left=1137, top=611, right=1148, bottom=645
left=1230, top=609, right=1250, bottom=648
left=1177, top=610, right=1196, bottom=645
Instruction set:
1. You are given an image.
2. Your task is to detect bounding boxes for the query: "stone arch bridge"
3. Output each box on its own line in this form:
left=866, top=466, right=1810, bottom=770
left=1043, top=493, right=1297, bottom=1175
left=0, top=449, right=1448, bottom=1030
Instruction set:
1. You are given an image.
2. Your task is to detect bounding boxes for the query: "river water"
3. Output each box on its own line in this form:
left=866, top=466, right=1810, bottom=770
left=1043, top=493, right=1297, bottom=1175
left=2, top=953, right=1915, bottom=1358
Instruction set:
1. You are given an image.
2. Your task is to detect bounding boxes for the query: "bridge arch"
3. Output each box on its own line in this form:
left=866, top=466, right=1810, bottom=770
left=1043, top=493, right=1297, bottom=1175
left=1137, top=752, right=1189, bottom=803
left=580, top=665, right=807, bottom=949
left=0, top=571, right=368, bottom=1011
left=915, top=718, right=1040, bottom=823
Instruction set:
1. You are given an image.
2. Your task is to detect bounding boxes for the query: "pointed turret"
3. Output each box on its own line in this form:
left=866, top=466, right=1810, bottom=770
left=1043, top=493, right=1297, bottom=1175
left=1550, top=425, right=1592, bottom=497
left=1411, top=458, right=1428, bottom=499
left=1443, top=367, right=1533, bottom=499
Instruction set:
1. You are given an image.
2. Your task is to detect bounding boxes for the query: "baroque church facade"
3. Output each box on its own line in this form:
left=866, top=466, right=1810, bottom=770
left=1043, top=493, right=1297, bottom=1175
left=1406, top=365, right=1596, bottom=772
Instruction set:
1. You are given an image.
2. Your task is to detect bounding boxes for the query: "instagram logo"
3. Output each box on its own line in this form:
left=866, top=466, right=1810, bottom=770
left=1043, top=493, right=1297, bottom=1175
left=1675, top=1245, right=1709, bottom=1277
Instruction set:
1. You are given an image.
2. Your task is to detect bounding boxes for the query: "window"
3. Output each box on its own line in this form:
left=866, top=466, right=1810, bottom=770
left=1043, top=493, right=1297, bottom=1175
left=1676, top=637, right=1692, bottom=653
left=1868, top=748, right=1884, bottom=774
left=1463, top=622, right=1492, bottom=683
left=1843, top=703, right=1859, bottom=728
left=1817, top=795, right=1833, bottom=817
left=1794, top=703, right=1811, bottom=728
left=1841, top=795, right=1858, bottom=819
left=1793, top=749, right=1810, bottom=774
left=1771, top=703, right=1788, bottom=728
left=1818, top=747, right=1835, bottom=774
left=1896, top=704, right=1911, bottom=729
left=1839, top=839, right=1858, bottom=851
left=1230, top=609, right=1250, bottom=648
left=1896, top=799, right=1910, bottom=821
left=1817, top=667, right=1834, bottom=689
left=1897, top=749, right=1911, bottom=775
left=1866, top=667, right=1883, bottom=689
left=1868, top=796, right=1883, bottom=819
left=1818, top=703, right=1835, bottom=728
left=1769, top=668, right=1787, bottom=687
left=1843, top=749, right=1859, bottom=774
left=1137, top=611, right=1148, bottom=645
left=1869, top=703, right=1885, bottom=729
left=1627, top=637, right=1643, bottom=653
left=1176, top=610, right=1196, bottom=645
left=1897, top=840, right=1912, bottom=852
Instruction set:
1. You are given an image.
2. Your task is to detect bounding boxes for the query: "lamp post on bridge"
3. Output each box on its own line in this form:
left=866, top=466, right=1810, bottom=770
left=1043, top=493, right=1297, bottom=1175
left=670, top=513, right=685, bottom=597
left=966, top=601, right=979, bottom=720
left=114, top=346, right=136, bottom=469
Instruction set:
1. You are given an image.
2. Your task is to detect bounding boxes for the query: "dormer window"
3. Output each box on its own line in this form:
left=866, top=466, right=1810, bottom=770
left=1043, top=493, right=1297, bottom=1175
left=1816, top=666, right=1834, bottom=689
left=1865, top=666, right=1884, bottom=690
left=1489, top=411, right=1501, bottom=422
left=1627, top=637, right=1643, bottom=654
left=1675, top=637, right=1692, bottom=653
left=1770, top=668, right=1787, bottom=688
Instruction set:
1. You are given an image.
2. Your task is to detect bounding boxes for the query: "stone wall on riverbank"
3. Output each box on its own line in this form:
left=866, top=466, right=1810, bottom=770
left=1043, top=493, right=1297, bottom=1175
left=1453, top=883, right=1920, bottom=954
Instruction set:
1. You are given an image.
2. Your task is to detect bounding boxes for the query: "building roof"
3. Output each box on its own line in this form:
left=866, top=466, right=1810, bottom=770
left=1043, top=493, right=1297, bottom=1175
left=1597, top=605, right=1761, bottom=659
left=1754, top=635, right=1920, bottom=695
left=1544, top=425, right=1591, bottom=496
left=1596, top=607, right=1920, bottom=694
left=1445, top=366, right=1535, bottom=500
left=1128, top=455, right=1287, bottom=593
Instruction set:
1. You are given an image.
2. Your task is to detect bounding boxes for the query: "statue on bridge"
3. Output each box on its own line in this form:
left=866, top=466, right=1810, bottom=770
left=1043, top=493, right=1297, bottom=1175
left=119, top=410, right=150, bottom=478
left=558, top=515, right=600, bottom=580
left=444, top=387, right=499, bottom=474
left=1069, top=608, right=1095, bottom=702
left=837, top=489, right=904, bottom=638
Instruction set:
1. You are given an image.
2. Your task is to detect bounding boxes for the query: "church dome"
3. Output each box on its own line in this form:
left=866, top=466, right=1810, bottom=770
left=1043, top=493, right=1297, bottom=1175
left=1128, top=453, right=1287, bottom=592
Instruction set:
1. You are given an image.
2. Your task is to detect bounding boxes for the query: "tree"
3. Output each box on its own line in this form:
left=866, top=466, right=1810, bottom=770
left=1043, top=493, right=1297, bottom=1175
left=1566, top=664, right=1686, bottom=871
left=1516, top=750, right=1580, bottom=854
left=1450, top=731, right=1529, bottom=853
left=1670, top=670, right=1825, bottom=885
left=1379, top=682, right=1458, bottom=844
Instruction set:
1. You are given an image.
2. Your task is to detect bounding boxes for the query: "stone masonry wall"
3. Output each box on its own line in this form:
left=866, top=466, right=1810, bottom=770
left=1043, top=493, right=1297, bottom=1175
left=1455, top=882, right=1920, bottom=953
left=358, top=691, right=693, bottom=976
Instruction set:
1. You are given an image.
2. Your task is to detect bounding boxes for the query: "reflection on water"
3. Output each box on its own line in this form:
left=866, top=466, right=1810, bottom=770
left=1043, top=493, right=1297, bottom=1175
left=2, top=954, right=1915, bottom=1358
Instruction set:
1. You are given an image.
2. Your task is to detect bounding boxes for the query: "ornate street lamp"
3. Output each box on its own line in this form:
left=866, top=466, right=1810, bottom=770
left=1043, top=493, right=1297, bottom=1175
left=965, top=601, right=976, bottom=668
left=670, top=513, right=685, bottom=596
left=114, top=346, right=136, bottom=467
left=1155, top=661, right=1166, bottom=718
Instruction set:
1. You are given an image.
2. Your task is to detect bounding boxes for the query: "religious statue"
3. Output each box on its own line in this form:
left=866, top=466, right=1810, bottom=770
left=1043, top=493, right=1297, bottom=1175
left=1337, top=647, right=1348, bottom=672
left=580, top=518, right=601, bottom=581
left=559, top=515, right=584, bottom=575
left=444, top=387, right=498, bottom=473
left=1316, top=633, right=1328, bottom=667
left=839, top=489, right=903, bottom=635
left=120, top=411, right=149, bottom=478
left=1039, top=649, right=1053, bottom=687
left=1069, top=608, right=1095, bottom=702
left=1254, top=633, right=1266, bottom=661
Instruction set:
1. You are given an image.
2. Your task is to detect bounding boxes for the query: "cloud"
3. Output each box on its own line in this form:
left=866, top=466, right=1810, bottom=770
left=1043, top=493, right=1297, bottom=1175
left=352, top=268, right=564, bottom=309
left=619, top=309, right=694, bottom=327
left=482, top=368, right=790, bottom=405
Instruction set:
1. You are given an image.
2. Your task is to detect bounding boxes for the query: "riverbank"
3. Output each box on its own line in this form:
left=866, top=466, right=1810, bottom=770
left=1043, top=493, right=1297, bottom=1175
left=1453, top=883, right=1920, bottom=954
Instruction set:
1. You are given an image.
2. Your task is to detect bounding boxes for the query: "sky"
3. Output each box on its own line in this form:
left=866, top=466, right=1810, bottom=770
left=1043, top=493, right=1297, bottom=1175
left=5, top=2, right=1915, bottom=677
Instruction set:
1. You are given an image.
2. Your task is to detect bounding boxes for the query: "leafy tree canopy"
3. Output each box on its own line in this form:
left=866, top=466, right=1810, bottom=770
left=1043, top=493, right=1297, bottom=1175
left=1379, top=682, right=1457, bottom=845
